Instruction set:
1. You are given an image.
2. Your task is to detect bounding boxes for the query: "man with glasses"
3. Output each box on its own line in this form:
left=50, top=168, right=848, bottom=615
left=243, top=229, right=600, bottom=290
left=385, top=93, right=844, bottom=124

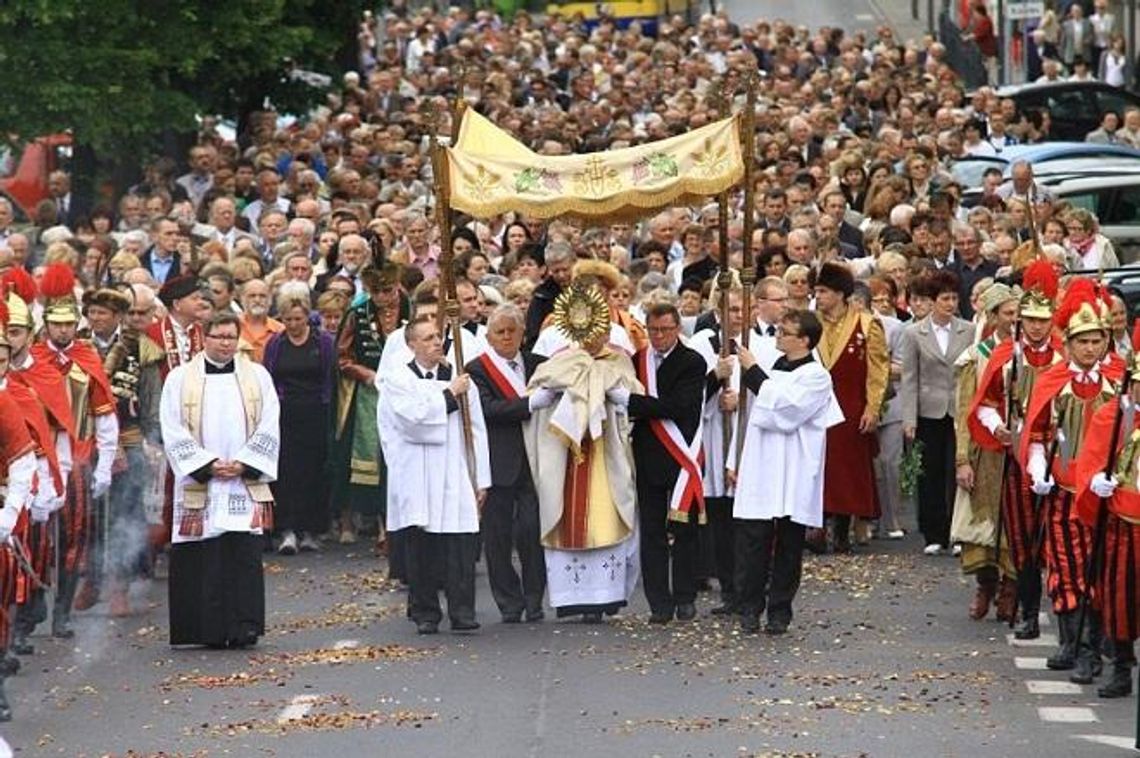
left=608, top=303, right=706, bottom=623
left=161, top=311, right=279, bottom=649
left=730, top=310, right=842, bottom=634
left=949, top=224, right=997, bottom=319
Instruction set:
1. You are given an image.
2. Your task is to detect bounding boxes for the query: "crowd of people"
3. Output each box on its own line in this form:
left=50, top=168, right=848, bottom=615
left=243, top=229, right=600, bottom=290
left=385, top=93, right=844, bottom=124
left=0, top=0, right=1140, bottom=724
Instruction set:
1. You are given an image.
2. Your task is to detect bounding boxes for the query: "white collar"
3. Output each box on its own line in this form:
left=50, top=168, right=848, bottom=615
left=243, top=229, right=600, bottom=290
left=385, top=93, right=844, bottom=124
left=414, top=361, right=442, bottom=377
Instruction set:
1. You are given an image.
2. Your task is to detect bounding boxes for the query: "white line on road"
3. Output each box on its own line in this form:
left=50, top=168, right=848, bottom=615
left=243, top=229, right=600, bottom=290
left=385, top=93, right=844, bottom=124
left=1026, top=679, right=1083, bottom=695
left=1038, top=706, right=1099, bottom=723
left=1015, top=657, right=1049, bottom=670
left=333, top=639, right=360, bottom=650
left=0, top=735, right=11, bottom=758
left=854, top=13, right=874, bottom=21
left=1074, top=734, right=1137, bottom=750
left=277, top=693, right=324, bottom=724
left=1007, top=632, right=1059, bottom=647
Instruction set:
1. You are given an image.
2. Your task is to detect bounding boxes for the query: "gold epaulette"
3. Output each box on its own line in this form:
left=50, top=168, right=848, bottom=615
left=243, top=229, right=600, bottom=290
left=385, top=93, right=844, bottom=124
left=137, top=334, right=166, bottom=366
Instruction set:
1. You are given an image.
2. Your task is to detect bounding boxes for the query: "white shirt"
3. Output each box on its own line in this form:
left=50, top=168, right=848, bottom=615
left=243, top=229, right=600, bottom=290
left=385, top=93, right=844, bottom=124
left=932, top=320, right=952, bottom=356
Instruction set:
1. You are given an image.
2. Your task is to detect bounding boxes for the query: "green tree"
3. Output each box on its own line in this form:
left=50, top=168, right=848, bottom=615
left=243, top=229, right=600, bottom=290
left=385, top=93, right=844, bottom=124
left=0, top=0, right=362, bottom=185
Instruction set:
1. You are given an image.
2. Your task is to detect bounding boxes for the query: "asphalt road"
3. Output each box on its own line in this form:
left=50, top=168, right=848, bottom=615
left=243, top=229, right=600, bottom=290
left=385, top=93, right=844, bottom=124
left=0, top=530, right=1136, bottom=757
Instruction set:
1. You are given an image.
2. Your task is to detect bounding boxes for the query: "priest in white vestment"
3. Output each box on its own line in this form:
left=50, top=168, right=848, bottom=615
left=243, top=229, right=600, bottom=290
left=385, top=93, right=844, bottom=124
left=728, top=310, right=843, bottom=636
left=524, top=284, right=642, bottom=623
left=160, top=312, right=280, bottom=648
left=377, top=315, right=491, bottom=635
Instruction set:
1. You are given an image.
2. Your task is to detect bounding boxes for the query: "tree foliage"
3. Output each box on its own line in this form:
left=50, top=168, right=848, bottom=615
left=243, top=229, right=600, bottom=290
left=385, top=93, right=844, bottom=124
left=0, top=0, right=362, bottom=159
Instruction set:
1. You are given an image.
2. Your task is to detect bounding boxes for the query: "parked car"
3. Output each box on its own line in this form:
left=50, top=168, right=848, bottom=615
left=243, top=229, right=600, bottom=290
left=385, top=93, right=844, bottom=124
left=989, top=81, right=1140, bottom=141
left=1049, top=174, right=1140, bottom=263
left=952, top=142, right=1140, bottom=192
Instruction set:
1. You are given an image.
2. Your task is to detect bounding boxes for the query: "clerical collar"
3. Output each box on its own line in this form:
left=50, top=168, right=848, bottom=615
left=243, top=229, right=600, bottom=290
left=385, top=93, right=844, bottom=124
left=775, top=353, right=814, bottom=371
left=414, top=360, right=442, bottom=377
left=204, top=355, right=235, bottom=374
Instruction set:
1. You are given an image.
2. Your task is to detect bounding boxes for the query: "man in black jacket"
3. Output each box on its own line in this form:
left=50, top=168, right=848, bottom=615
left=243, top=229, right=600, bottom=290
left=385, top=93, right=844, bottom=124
left=466, top=304, right=554, bottom=623
left=608, top=303, right=706, bottom=623
left=523, top=241, right=575, bottom=351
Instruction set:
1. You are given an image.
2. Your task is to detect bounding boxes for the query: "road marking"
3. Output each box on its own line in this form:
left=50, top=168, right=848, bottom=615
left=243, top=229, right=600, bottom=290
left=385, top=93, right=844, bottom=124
left=854, top=13, right=875, bottom=21
left=1007, top=632, right=1059, bottom=647
left=1026, top=679, right=1083, bottom=695
left=1015, top=656, right=1049, bottom=670
left=1074, top=734, right=1136, bottom=750
left=1038, top=706, right=1098, bottom=723
left=0, top=735, right=11, bottom=758
left=277, top=693, right=323, bottom=724
left=332, top=639, right=360, bottom=650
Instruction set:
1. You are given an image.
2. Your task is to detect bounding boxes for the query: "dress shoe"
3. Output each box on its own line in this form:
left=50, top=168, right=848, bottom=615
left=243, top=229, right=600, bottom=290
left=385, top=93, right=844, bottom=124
left=648, top=610, right=673, bottom=624
left=968, top=583, right=996, bottom=621
left=298, top=533, right=321, bottom=552
left=51, top=621, right=75, bottom=639
left=416, top=621, right=439, bottom=635
left=501, top=613, right=522, bottom=624
left=525, top=610, right=545, bottom=623
left=451, top=619, right=481, bottom=632
left=1014, top=616, right=1041, bottom=640
left=886, top=530, right=906, bottom=540
left=675, top=603, right=696, bottom=622
left=804, top=528, right=827, bottom=554
left=994, top=578, right=1017, bottom=623
left=11, top=635, right=33, bottom=656
left=765, top=618, right=790, bottom=636
left=277, top=531, right=298, bottom=555
left=739, top=615, right=761, bottom=634
left=0, top=655, right=18, bottom=676
left=710, top=603, right=737, bottom=616
left=922, top=543, right=943, bottom=557
left=582, top=611, right=603, bottom=624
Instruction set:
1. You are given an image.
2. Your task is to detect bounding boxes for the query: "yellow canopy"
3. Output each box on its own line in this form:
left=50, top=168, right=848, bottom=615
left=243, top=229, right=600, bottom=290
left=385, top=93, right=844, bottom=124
left=445, top=109, right=743, bottom=222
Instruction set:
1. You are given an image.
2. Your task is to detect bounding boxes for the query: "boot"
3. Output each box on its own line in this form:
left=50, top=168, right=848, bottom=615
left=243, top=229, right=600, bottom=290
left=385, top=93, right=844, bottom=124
left=1098, top=640, right=1135, bottom=698
left=52, top=572, right=79, bottom=639
left=995, top=577, right=1017, bottom=623
left=969, top=578, right=997, bottom=620
left=1014, top=613, right=1041, bottom=640
left=109, top=586, right=131, bottom=618
left=0, top=677, right=10, bottom=722
left=1070, top=613, right=1105, bottom=684
left=1047, top=612, right=1077, bottom=671
left=10, top=630, right=33, bottom=656
left=71, top=578, right=100, bottom=612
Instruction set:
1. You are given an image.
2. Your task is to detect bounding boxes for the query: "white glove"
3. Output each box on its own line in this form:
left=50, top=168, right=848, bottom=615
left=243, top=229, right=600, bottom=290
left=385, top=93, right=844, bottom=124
left=0, top=507, right=18, bottom=543
left=1091, top=472, right=1119, bottom=499
left=1031, top=476, right=1055, bottom=497
left=606, top=386, right=631, bottom=407
left=30, top=504, right=51, bottom=523
left=528, top=387, right=560, bottom=411
left=92, top=473, right=111, bottom=500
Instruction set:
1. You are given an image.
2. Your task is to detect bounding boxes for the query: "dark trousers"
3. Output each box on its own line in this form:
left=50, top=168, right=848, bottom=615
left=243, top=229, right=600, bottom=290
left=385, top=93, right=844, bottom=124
left=916, top=415, right=956, bottom=548
left=405, top=529, right=478, bottom=626
left=638, top=483, right=698, bottom=614
left=481, top=477, right=546, bottom=617
left=705, top=496, right=735, bottom=600
left=734, top=517, right=806, bottom=623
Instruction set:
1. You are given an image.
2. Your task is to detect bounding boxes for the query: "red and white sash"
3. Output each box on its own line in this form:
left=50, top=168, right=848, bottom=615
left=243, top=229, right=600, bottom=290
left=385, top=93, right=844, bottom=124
left=638, top=349, right=705, bottom=523
left=478, top=352, right=525, bottom=400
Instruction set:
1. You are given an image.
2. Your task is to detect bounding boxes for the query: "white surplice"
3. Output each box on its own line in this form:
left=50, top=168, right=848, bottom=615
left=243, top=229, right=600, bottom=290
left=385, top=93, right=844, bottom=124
left=729, top=360, right=844, bottom=528
left=376, top=363, right=491, bottom=534
left=160, top=357, right=280, bottom=544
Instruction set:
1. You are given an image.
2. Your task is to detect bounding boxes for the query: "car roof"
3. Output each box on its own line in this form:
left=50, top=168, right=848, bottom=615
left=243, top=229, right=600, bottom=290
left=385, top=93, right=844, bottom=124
left=990, top=80, right=1119, bottom=97
left=955, top=142, right=1140, bottom=165
left=1050, top=174, right=1140, bottom=193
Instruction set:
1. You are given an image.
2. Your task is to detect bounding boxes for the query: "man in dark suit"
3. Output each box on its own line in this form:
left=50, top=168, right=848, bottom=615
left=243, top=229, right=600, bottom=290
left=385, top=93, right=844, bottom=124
left=608, top=303, right=706, bottom=623
left=466, top=304, right=552, bottom=624
left=138, top=216, right=183, bottom=285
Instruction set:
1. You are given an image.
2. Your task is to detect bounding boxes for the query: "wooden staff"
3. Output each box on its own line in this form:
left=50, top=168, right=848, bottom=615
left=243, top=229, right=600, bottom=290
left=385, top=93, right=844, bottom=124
left=716, top=270, right=733, bottom=466
left=427, top=100, right=478, bottom=491
left=734, top=266, right=756, bottom=472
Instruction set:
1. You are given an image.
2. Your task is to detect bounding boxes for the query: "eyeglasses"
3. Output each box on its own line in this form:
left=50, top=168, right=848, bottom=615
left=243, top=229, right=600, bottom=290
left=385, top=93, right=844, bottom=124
left=127, top=309, right=153, bottom=317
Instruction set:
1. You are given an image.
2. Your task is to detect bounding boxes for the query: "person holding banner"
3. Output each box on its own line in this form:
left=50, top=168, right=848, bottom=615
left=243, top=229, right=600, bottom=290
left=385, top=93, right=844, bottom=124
left=609, top=302, right=706, bottom=624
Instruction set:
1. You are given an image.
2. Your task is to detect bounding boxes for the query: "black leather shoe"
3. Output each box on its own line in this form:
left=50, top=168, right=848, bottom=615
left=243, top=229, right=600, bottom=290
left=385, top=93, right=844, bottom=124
left=501, top=613, right=522, bottom=624
left=675, top=603, right=696, bottom=622
left=51, top=623, right=74, bottom=640
left=648, top=610, right=673, bottom=624
left=1014, top=616, right=1040, bottom=640
left=451, top=620, right=481, bottom=632
left=739, top=615, right=761, bottom=634
left=525, top=610, right=545, bottom=623
left=416, top=621, right=439, bottom=635
left=765, top=618, right=790, bottom=636
left=582, top=611, right=603, bottom=624
left=11, top=636, right=33, bottom=656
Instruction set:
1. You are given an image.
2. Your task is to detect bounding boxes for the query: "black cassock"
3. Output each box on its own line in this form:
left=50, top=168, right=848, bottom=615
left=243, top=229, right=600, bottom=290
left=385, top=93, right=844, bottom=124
left=169, top=532, right=264, bottom=647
